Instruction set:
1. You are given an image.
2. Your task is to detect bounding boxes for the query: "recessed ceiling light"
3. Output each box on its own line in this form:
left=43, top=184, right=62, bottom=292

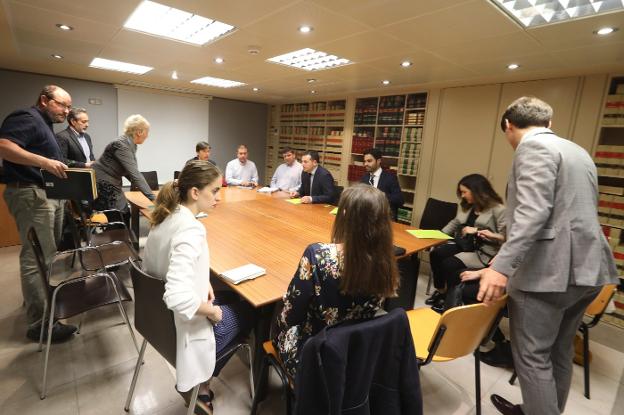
left=307, top=78, right=317, bottom=83
left=252, top=87, right=259, bottom=92
left=491, top=0, right=624, bottom=28
left=89, top=57, right=153, bottom=75
left=191, top=76, right=245, bottom=88
left=382, top=80, right=391, bottom=85
left=267, top=48, right=351, bottom=71
left=51, top=54, right=64, bottom=60
left=400, top=61, right=412, bottom=67
left=311, top=90, right=316, bottom=94
left=299, top=25, right=313, bottom=33
left=507, top=63, right=520, bottom=70
left=171, top=70, right=178, bottom=80
left=124, top=0, right=236, bottom=46
left=214, top=57, right=224, bottom=64
left=56, top=24, right=73, bottom=31
left=595, top=27, right=618, bottom=36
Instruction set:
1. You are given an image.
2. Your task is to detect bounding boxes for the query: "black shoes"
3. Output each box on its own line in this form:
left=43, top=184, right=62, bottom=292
left=425, top=290, right=444, bottom=305
left=491, top=394, right=524, bottom=415
left=481, top=340, right=514, bottom=368
left=26, top=321, right=77, bottom=343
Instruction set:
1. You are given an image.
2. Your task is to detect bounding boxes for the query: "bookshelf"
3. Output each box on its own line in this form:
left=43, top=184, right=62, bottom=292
left=276, top=99, right=347, bottom=181
left=348, top=93, right=428, bottom=224
left=265, top=105, right=280, bottom=183
left=594, top=75, right=624, bottom=328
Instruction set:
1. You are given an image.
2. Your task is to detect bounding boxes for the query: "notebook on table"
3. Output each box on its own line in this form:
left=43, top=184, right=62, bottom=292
left=220, top=263, right=266, bottom=285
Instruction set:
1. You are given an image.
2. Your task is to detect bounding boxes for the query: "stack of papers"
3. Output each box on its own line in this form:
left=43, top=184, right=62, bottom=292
left=406, top=229, right=453, bottom=239
left=220, top=263, right=266, bottom=285
left=257, top=187, right=279, bottom=193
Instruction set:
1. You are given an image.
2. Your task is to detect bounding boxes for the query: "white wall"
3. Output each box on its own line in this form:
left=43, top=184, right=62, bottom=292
left=116, top=87, right=210, bottom=184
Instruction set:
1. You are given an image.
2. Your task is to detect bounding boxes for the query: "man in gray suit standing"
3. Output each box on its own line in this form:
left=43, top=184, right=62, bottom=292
left=55, top=108, right=95, bottom=168
left=476, top=97, right=618, bottom=415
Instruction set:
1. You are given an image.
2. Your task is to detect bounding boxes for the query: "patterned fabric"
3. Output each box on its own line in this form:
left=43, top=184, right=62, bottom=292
left=275, top=243, right=383, bottom=379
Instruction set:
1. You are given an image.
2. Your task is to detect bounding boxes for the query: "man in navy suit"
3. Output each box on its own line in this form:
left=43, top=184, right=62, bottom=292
left=360, top=148, right=404, bottom=220
left=55, top=108, right=95, bottom=168
left=290, top=150, right=336, bottom=204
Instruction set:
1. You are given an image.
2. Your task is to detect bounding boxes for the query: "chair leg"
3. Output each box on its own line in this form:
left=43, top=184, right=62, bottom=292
left=582, top=326, right=590, bottom=399
left=475, top=350, right=482, bottom=415
left=76, top=313, right=85, bottom=335
left=186, top=384, right=201, bottom=415
left=425, top=270, right=433, bottom=296
left=250, top=356, right=270, bottom=415
left=41, top=292, right=59, bottom=400
left=245, top=344, right=255, bottom=400
left=509, top=370, right=517, bottom=385
left=124, top=339, right=148, bottom=411
left=107, top=273, right=141, bottom=354
left=38, top=306, right=48, bottom=353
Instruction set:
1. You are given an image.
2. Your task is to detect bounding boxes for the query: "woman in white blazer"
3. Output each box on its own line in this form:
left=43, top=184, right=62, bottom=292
left=426, top=174, right=506, bottom=312
left=143, top=160, right=253, bottom=414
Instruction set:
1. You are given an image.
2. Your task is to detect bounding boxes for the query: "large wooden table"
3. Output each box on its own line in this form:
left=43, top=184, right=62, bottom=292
left=126, top=187, right=445, bottom=307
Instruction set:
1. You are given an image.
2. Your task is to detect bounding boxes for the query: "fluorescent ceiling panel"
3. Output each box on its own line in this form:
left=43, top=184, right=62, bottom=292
left=89, top=57, right=153, bottom=74
left=190, top=76, right=245, bottom=88
left=267, top=48, right=351, bottom=71
left=491, top=0, right=624, bottom=27
left=124, top=0, right=236, bottom=45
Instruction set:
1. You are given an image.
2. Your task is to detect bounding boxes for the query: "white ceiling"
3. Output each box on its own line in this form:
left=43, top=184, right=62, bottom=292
left=1, top=0, right=623, bottom=103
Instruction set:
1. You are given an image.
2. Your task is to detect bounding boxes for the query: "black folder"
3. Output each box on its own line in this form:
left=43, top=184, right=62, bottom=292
left=41, top=168, right=98, bottom=201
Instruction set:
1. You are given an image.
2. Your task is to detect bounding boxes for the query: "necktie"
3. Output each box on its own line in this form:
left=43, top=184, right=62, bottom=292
left=369, top=174, right=375, bottom=187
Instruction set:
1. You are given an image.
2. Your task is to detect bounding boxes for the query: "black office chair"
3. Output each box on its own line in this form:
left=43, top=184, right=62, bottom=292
left=418, top=198, right=458, bottom=295
left=130, top=171, right=159, bottom=191
left=333, top=185, right=344, bottom=204
left=124, top=259, right=254, bottom=414
left=174, top=170, right=181, bottom=180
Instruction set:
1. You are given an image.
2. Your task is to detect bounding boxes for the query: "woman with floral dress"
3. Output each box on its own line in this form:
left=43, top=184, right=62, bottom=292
left=274, top=184, right=400, bottom=380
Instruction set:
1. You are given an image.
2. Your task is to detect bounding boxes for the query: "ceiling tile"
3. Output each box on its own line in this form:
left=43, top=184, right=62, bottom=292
left=551, top=42, right=624, bottom=67
left=463, top=53, right=566, bottom=76
left=316, top=30, right=415, bottom=62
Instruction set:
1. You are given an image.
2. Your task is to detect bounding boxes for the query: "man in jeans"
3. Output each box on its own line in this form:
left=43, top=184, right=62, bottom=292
left=0, top=85, right=77, bottom=342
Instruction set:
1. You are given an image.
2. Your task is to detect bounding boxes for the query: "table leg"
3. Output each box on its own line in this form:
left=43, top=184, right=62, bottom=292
left=130, top=203, right=140, bottom=250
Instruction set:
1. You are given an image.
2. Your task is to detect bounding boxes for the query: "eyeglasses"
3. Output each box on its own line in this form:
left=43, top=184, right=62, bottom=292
left=47, top=96, right=72, bottom=111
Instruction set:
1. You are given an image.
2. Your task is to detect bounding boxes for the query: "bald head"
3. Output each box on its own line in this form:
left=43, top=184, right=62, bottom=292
left=37, top=85, right=72, bottom=123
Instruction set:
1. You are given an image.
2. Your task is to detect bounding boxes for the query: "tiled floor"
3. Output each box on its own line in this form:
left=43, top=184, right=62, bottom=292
left=0, top=243, right=622, bottom=414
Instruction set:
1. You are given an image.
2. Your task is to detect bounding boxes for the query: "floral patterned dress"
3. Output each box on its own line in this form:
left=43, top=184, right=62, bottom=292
left=274, top=243, right=384, bottom=379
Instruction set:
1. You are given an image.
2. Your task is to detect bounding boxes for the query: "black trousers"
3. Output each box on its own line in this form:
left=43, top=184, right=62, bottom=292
left=430, top=243, right=466, bottom=291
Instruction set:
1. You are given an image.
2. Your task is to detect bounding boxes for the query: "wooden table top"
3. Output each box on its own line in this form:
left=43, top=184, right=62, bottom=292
left=126, top=187, right=445, bottom=307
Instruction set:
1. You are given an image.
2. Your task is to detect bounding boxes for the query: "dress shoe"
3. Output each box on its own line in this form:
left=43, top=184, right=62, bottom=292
left=481, top=341, right=514, bottom=368
left=431, top=300, right=445, bottom=314
left=26, top=321, right=77, bottom=343
left=425, top=290, right=444, bottom=305
left=491, top=394, right=524, bottom=415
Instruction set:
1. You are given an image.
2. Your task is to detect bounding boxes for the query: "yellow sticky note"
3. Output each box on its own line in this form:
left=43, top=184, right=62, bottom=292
left=286, top=198, right=302, bottom=205
left=330, top=207, right=338, bottom=215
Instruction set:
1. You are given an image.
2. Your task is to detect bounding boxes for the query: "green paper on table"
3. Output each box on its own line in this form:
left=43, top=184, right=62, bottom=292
left=406, top=229, right=452, bottom=239
left=286, top=198, right=302, bottom=205
left=330, top=207, right=338, bottom=215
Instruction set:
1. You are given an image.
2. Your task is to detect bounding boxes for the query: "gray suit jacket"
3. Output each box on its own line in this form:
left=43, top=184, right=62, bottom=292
left=491, top=128, right=618, bottom=292
left=55, top=127, right=95, bottom=168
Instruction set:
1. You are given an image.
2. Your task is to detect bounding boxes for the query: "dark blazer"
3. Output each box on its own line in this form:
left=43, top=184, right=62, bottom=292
left=294, top=308, right=423, bottom=415
left=298, top=165, right=336, bottom=204
left=360, top=170, right=404, bottom=219
left=55, top=126, right=95, bottom=168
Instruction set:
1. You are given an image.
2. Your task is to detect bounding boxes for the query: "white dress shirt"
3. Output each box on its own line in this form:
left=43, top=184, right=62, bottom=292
left=225, top=159, right=259, bottom=186
left=270, top=161, right=302, bottom=191
left=369, top=167, right=382, bottom=188
left=71, top=126, right=91, bottom=160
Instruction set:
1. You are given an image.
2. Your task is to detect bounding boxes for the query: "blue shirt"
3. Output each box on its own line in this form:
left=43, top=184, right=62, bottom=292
left=0, top=106, right=63, bottom=185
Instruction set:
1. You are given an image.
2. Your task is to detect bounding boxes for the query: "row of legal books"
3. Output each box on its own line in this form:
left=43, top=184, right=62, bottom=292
left=594, top=145, right=624, bottom=177
left=598, top=194, right=624, bottom=227
left=397, top=208, right=413, bottom=224
left=603, top=91, right=624, bottom=125
left=347, top=164, right=366, bottom=181
left=351, top=136, right=375, bottom=154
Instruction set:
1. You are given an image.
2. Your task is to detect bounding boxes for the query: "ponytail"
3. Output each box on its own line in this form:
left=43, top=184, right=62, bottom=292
left=150, top=181, right=179, bottom=226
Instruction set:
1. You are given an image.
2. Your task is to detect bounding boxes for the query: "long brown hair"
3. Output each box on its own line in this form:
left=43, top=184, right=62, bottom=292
left=457, top=174, right=504, bottom=212
left=331, top=184, right=399, bottom=297
left=151, top=160, right=222, bottom=226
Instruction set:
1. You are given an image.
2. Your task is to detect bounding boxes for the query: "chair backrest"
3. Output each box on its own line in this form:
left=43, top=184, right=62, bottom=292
left=26, top=227, right=53, bottom=304
left=418, top=197, right=458, bottom=231
left=585, top=284, right=617, bottom=317
left=333, top=185, right=344, bottom=205
left=430, top=295, right=507, bottom=360
left=129, top=259, right=177, bottom=367
left=131, top=171, right=159, bottom=191
left=173, top=170, right=180, bottom=180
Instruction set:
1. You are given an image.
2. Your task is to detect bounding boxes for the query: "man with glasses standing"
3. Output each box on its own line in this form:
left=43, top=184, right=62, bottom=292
left=0, top=85, right=77, bottom=343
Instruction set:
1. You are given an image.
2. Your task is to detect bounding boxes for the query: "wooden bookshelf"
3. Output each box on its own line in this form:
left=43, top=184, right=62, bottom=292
left=348, top=92, right=428, bottom=224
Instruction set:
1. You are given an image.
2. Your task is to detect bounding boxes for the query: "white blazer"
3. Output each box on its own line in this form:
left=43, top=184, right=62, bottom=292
left=143, top=205, right=216, bottom=392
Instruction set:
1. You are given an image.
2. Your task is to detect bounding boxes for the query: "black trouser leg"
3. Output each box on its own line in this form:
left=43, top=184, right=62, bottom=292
left=429, top=243, right=462, bottom=290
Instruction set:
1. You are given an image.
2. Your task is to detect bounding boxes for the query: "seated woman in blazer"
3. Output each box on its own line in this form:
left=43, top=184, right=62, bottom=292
left=143, top=160, right=253, bottom=413
left=426, top=174, right=506, bottom=312
left=275, top=184, right=400, bottom=380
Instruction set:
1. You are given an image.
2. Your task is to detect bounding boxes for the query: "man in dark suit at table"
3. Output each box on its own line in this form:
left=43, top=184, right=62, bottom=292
left=290, top=150, right=336, bottom=204
left=360, top=147, right=403, bottom=220
left=55, top=108, right=95, bottom=168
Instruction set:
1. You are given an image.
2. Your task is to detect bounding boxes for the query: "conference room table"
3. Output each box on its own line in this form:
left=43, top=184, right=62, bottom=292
left=125, top=186, right=446, bottom=388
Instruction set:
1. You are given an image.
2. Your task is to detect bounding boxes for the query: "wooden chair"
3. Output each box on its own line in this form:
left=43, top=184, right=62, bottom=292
left=407, top=295, right=508, bottom=415
left=418, top=197, right=458, bottom=294
left=509, top=284, right=618, bottom=399
left=130, top=170, right=159, bottom=191
left=124, top=259, right=254, bottom=414
left=27, top=227, right=139, bottom=399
